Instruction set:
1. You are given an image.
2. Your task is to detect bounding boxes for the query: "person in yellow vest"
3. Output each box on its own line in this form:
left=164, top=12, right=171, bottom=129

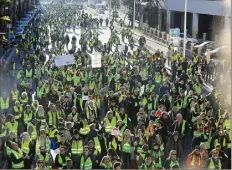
left=13, top=101, right=23, bottom=121
left=120, top=129, right=132, bottom=169
left=36, top=145, right=53, bottom=169
left=9, top=142, right=25, bottom=169
left=99, top=156, right=113, bottom=169
left=0, top=92, right=10, bottom=114
left=35, top=159, right=47, bottom=170
left=27, top=119, right=38, bottom=143
left=10, top=87, right=19, bottom=105
left=36, top=82, right=45, bottom=100
left=48, top=104, right=60, bottom=127
left=70, top=133, right=83, bottom=169
left=48, top=125, right=60, bottom=150
left=6, top=115, right=19, bottom=137
left=164, top=150, right=180, bottom=169
left=204, top=149, right=222, bottom=169
left=80, top=145, right=93, bottom=169
left=22, top=105, right=33, bottom=126
left=36, top=129, right=51, bottom=154
left=88, top=140, right=100, bottom=167
left=85, top=100, right=98, bottom=122
left=19, top=92, right=29, bottom=106
left=54, top=146, right=71, bottom=169
left=20, top=132, right=34, bottom=169
left=104, top=111, right=117, bottom=134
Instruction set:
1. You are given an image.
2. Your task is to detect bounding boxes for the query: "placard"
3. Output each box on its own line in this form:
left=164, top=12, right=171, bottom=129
left=54, top=54, right=75, bottom=67
left=91, top=52, right=102, bottom=68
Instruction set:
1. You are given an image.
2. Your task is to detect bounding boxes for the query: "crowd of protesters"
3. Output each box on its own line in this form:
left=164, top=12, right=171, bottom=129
left=0, top=1, right=231, bottom=169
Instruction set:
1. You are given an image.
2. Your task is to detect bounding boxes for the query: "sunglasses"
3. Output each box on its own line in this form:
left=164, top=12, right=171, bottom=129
left=60, top=150, right=65, bottom=152
left=172, top=153, right=177, bottom=155
left=84, top=150, right=88, bottom=152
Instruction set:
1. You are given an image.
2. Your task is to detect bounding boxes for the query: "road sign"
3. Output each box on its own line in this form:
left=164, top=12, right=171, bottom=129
left=169, top=28, right=180, bottom=36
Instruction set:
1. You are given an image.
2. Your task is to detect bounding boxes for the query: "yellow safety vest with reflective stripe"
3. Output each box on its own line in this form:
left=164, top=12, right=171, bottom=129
left=21, top=140, right=31, bottom=154
left=24, top=112, right=33, bottom=124
left=208, top=158, right=221, bottom=169
left=71, top=140, right=83, bottom=155
left=6, top=121, right=18, bottom=136
left=80, top=156, right=92, bottom=169
left=169, top=160, right=180, bottom=169
left=104, top=117, right=116, bottom=133
left=27, top=123, right=37, bottom=140
left=72, top=76, right=81, bottom=86
left=79, top=120, right=90, bottom=135
left=11, top=149, right=24, bottom=169
left=36, top=87, right=44, bottom=98
left=121, top=142, right=131, bottom=153
left=116, top=113, right=128, bottom=125
left=26, top=69, right=33, bottom=78
left=154, top=74, right=162, bottom=83
left=37, top=153, right=51, bottom=167
left=0, top=97, right=9, bottom=109
left=13, top=106, right=23, bottom=120
left=20, top=97, right=28, bottom=105
left=36, top=137, right=50, bottom=154
left=11, top=90, right=19, bottom=101
left=49, top=129, right=58, bottom=138
left=93, top=137, right=101, bottom=154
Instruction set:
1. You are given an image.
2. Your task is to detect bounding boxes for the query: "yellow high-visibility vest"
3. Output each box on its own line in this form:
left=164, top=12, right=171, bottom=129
left=104, top=117, right=116, bottom=133
left=27, top=123, right=37, bottom=140
left=26, top=69, right=32, bottom=78
left=208, top=158, right=221, bottom=169
left=6, top=121, right=18, bottom=136
left=13, top=106, right=23, bottom=120
left=93, top=137, right=101, bottom=154
left=21, top=140, right=31, bottom=154
left=24, top=112, right=33, bottom=124
left=80, top=156, right=92, bottom=169
left=11, top=90, right=19, bottom=101
left=0, top=97, right=9, bottom=109
left=11, top=149, right=24, bottom=169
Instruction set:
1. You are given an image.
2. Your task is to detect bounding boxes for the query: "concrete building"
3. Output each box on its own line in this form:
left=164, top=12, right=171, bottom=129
left=164, top=0, right=231, bottom=40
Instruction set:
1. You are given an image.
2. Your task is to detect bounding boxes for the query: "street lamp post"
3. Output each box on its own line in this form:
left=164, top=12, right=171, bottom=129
left=133, top=0, right=135, bottom=30
left=183, top=0, right=187, bottom=58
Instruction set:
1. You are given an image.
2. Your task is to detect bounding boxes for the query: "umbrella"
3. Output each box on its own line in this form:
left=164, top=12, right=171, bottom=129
left=0, top=16, right=11, bottom=22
